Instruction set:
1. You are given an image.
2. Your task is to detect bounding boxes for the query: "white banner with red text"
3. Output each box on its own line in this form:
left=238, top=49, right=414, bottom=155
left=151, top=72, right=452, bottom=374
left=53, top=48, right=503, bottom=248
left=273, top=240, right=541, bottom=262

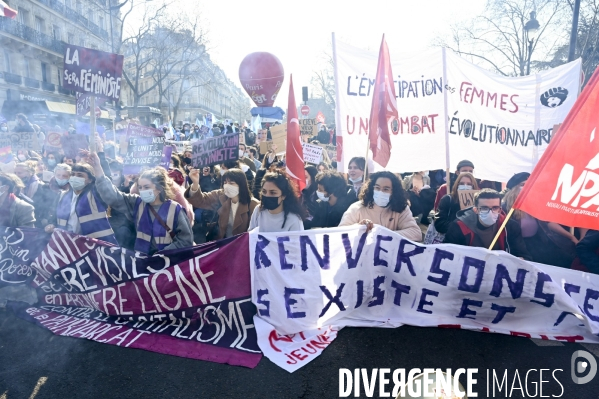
left=250, top=225, right=599, bottom=372
left=333, top=37, right=582, bottom=181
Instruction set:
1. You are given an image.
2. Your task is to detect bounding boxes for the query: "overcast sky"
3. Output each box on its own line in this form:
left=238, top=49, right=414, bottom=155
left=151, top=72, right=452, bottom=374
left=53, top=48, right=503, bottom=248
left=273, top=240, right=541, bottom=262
left=129, top=0, right=486, bottom=110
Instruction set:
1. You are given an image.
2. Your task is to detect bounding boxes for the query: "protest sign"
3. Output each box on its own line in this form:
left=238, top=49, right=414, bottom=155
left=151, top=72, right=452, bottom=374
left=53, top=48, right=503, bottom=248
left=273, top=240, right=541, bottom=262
left=165, top=140, right=190, bottom=154
left=250, top=225, right=599, bottom=372
left=9, top=132, right=40, bottom=152
left=45, top=131, right=63, bottom=152
left=299, top=119, right=318, bottom=136
left=458, top=189, right=479, bottom=209
left=2, top=228, right=261, bottom=368
left=62, top=44, right=124, bottom=101
left=301, top=142, right=323, bottom=164
left=123, top=123, right=165, bottom=174
left=160, top=145, right=173, bottom=169
left=260, top=124, right=287, bottom=155
left=61, top=134, right=88, bottom=158
left=333, top=37, right=582, bottom=181
left=319, top=144, right=337, bottom=162
left=191, top=132, right=239, bottom=169
left=76, top=93, right=109, bottom=116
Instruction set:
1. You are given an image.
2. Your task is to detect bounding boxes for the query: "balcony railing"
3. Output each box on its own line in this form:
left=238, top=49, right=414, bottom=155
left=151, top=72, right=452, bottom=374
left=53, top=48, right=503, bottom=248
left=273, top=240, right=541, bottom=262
left=0, top=18, right=64, bottom=54
left=3, top=72, right=22, bottom=85
left=24, top=77, right=40, bottom=88
left=42, top=81, right=56, bottom=92
left=37, top=0, right=109, bottom=40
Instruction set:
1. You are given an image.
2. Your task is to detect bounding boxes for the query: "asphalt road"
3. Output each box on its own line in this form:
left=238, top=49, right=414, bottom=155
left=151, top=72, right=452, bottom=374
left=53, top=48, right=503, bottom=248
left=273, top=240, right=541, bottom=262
left=1, top=307, right=598, bottom=399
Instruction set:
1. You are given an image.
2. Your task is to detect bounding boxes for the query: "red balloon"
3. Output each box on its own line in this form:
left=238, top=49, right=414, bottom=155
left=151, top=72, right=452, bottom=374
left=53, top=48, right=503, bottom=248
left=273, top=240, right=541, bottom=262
left=239, top=52, right=284, bottom=107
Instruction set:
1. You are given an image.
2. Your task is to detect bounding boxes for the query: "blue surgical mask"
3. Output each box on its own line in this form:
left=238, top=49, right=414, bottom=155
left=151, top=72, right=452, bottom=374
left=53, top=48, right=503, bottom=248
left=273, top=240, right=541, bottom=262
left=47, top=159, right=56, bottom=167
left=69, top=176, right=86, bottom=191
left=55, top=178, right=69, bottom=187
left=139, top=189, right=156, bottom=203
left=479, top=210, right=499, bottom=226
left=373, top=190, right=390, bottom=207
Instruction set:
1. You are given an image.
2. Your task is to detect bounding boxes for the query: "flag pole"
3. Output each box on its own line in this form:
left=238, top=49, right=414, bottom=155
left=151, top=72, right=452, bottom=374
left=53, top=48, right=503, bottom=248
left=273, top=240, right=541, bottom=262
left=364, top=138, right=370, bottom=177
left=488, top=208, right=515, bottom=250
left=89, top=95, right=96, bottom=153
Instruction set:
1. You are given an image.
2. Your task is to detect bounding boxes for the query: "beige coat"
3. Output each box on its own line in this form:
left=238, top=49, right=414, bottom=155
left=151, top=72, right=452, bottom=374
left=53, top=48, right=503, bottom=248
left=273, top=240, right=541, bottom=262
left=185, top=187, right=259, bottom=240
left=339, top=202, right=423, bottom=242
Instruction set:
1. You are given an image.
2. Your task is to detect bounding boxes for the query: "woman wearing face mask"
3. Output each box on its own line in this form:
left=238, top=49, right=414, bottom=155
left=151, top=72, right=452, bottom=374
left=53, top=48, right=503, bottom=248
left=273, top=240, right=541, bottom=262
left=311, top=170, right=358, bottom=228
left=249, top=170, right=305, bottom=232
left=339, top=171, right=422, bottom=241
left=0, top=122, right=8, bottom=134
left=167, top=156, right=185, bottom=186
left=433, top=172, right=479, bottom=234
left=90, top=153, right=193, bottom=254
left=502, top=172, right=577, bottom=267
left=347, top=157, right=366, bottom=196
left=222, top=159, right=254, bottom=188
left=44, top=152, right=62, bottom=172
left=16, top=150, right=29, bottom=163
left=186, top=167, right=258, bottom=240
left=48, top=163, right=71, bottom=192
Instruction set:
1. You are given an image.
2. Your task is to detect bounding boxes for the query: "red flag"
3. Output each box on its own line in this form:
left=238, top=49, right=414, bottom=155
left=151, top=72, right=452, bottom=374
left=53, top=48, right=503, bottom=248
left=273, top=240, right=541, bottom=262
left=514, top=66, right=599, bottom=229
left=316, top=111, right=325, bottom=123
left=286, top=74, right=306, bottom=192
left=368, top=34, right=398, bottom=168
left=0, top=0, right=17, bottom=18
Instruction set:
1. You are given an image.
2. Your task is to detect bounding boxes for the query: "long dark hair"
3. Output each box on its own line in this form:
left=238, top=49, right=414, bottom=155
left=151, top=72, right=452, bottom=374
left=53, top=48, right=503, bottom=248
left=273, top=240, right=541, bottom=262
left=222, top=168, right=252, bottom=205
left=304, top=165, right=318, bottom=194
left=360, top=171, right=408, bottom=213
left=261, top=170, right=306, bottom=227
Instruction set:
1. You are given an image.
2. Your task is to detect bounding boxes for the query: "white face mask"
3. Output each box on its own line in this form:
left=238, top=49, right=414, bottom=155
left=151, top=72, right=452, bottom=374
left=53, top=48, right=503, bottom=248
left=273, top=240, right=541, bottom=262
left=349, top=176, right=363, bottom=184
left=241, top=164, right=250, bottom=173
left=478, top=210, right=499, bottom=226
left=373, top=190, right=390, bottom=207
left=139, top=189, right=156, bottom=203
left=220, top=169, right=226, bottom=176
left=458, top=184, right=472, bottom=190
left=239, top=150, right=245, bottom=158
left=223, top=183, right=239, bottom=198
left=0, top=127, right=7, bottom=132
left=69, top=176, right=86, bottom=191
left=316, top=191, right=329, bottom=202
left=17, top=154, right=26, bottom=162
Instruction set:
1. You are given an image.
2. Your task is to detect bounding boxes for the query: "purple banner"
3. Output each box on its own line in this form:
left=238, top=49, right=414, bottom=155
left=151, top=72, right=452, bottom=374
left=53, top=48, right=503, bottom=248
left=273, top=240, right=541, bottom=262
left=191, top=132, right=239, bottom=169
left=5, top=228, right=260, bottom=368
left=76, top=93, right=109, bottom=116
left=123, top=123, right=165, bottom=175
left=0, top=227, right=50, bottom=287
left=62, top=45, right=124, bottom=101
left=161, top=145, right=173, bottom=169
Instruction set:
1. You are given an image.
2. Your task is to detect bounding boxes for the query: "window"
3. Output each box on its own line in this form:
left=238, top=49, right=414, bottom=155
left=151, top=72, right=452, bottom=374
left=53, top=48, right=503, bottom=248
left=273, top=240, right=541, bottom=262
left=67, top=32, right=74, bottom=44
left=41, top=63, right=48, bottom=82
left=18, top=8, right=29, bottom=25
left=65, top=0, right=71, bottom=8
left=88, top=10, right=93, bottom=24
left=34, top=17, right=44, bottom=33
left=98, top=17, right=104, bottom=30
left=76, top=1, right=82, bottom=14
left=3, top=51, right=11, bottom=73
left=23, top=58, right=30, bottom=78
left=52, top=25, right=61, bottom=41
left=79, top=37, right=85, bottom=47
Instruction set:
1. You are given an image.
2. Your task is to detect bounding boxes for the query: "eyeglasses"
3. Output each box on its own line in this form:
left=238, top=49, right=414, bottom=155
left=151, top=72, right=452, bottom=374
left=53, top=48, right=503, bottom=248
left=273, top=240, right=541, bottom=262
left=478, top=206, right=502, bottom=214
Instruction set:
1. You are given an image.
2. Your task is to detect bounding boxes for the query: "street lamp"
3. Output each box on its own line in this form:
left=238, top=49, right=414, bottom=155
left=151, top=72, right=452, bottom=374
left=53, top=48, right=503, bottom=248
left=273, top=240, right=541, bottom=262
left=524, top=11, right=540, bottom=76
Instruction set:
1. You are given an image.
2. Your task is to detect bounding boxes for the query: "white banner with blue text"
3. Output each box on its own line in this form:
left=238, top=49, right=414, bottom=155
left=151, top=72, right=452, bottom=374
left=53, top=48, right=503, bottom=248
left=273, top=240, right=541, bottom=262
left=250, top=225, right=599, bottom=372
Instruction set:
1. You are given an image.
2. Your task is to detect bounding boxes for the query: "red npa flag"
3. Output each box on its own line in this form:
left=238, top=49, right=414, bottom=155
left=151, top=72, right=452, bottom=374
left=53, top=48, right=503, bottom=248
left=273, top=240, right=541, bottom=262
left=286, top=74, right=306, bottom=192
left=514, top=66, right=599, bottom=230
left=368, top=34, right=398, bottom=168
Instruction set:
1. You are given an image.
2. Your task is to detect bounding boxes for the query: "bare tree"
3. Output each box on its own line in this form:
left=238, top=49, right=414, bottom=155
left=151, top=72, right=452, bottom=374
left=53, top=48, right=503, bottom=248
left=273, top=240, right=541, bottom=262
left=310, top=52, right=336, bottom=108
left=437, top=0, right=569, bottom=76
left=537, top=0, right=599, bottom=85
left=120, top=12, right=208, bottom=117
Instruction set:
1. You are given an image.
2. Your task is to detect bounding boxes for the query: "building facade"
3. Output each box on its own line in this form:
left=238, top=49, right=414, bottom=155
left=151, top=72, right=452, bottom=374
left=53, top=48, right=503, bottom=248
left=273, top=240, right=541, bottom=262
left=0, top=0, right=115, bottom=127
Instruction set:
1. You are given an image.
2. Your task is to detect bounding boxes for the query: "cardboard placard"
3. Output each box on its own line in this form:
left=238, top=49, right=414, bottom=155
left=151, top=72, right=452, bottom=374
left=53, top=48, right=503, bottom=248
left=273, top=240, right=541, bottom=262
left=299, top=118, right=318, bottom=136
left=318, top=144, right=337, bottom=163
left=45, top=131, right=63, bottom=150
left=165, top=140, right=191, bottom=154
left=302, top=142, right=323, bottom=164
left=260, top=124, right=287, bottom=155
left=191, top=132, right=239, bottom=169
left=10, top=132, right=40, bottom=152
left=122, top=124, right=165, bottom=174
left=458, top=189, right=480, bottom=210
left=61, top=134, right=89, bottom=158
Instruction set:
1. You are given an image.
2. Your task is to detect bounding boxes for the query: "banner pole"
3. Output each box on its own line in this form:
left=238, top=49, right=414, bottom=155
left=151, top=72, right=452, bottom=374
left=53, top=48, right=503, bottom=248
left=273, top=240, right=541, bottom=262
left=90, top=95, right=96, bottom=153
left=112, top=117, right=116, bottom=144
left=489, top=208, right=515, bottom=250
left=364, top=138, right=370, bottom=177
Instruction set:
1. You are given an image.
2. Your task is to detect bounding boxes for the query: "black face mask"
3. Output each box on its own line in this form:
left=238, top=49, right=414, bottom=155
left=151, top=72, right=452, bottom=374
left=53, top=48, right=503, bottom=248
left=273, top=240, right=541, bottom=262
left=262, top=196, right=280, bottom=210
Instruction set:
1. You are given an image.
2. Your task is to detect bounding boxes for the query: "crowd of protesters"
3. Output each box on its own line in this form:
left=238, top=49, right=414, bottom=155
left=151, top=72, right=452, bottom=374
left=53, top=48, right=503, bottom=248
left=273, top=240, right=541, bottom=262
left=0, top=112, right=597, bottom=276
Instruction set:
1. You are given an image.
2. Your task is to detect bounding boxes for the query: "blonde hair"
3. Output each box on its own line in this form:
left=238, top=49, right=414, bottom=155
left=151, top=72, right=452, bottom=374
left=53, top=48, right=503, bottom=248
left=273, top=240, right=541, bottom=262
left=450, top=172, right=479, bottom=203
left=502, top=186, right=524, bottom=220
left=138, top=167, right=175, bottom=202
